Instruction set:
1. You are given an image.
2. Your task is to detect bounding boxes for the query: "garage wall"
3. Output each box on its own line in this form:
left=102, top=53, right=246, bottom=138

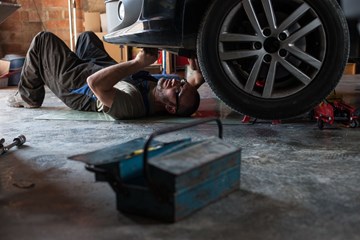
left=0, top=0, right=106, bottom=57
left=83, top=0, right=105, bottom=12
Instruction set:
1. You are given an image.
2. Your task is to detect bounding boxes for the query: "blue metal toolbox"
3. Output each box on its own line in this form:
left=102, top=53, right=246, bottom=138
left=69, top=118, right=241, bottom=222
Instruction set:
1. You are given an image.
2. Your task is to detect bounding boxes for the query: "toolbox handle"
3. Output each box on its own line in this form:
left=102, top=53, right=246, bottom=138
left=143, top=118, right=223, bottom=183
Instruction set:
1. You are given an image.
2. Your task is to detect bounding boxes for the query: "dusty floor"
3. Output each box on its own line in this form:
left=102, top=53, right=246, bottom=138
left=0, top=75, right=360, bottom=240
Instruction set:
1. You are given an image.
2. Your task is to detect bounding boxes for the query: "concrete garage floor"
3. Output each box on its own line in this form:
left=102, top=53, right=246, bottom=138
left=0, top=75, right=360, bottom=240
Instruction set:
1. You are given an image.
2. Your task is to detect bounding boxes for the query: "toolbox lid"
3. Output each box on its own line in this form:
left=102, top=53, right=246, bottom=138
left=68, top=137, right=191, bottom=166
left=68, top=137, right=162, bottom=165
left=149, top=137, right=240, bottom=175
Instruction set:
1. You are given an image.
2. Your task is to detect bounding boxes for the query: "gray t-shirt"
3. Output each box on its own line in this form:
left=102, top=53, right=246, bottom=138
left=97, top=81, right=156, bottom=120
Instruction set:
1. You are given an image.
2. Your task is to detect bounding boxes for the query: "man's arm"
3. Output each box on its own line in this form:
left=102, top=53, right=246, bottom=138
left=186, top=58, right=205, bottom=89
left=87, top=49, right=158, bottom=108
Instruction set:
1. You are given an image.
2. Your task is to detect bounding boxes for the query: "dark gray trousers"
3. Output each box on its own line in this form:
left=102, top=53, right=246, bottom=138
left=19, top=31, right=117, bottom=111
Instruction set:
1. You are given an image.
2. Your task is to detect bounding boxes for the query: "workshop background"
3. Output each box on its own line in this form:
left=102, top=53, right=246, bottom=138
left=0, top=0, right=105, bottom=56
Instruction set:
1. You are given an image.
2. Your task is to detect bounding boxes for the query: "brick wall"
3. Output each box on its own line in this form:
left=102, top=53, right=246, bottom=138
left=0, top=0, right=105, bottom=58
left=83, top=0, right=106, bottom=12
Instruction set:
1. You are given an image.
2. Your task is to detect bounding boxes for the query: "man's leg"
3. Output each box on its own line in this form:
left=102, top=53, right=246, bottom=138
left=9, top=31, right=102, bottom=111
left=8, top=32, right=50, bottom=108
left=75, top=31, right=117, bottom=67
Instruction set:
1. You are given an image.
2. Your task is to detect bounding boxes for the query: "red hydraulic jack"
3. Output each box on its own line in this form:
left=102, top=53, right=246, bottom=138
left=312, top=97, right=359, bottom=129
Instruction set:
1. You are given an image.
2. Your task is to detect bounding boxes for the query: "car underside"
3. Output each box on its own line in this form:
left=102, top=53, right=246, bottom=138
left=103, top=0, right=357, bottom=120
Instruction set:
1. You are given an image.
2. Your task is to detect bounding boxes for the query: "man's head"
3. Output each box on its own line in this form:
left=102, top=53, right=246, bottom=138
left=154, top=78, right=200, bottom=117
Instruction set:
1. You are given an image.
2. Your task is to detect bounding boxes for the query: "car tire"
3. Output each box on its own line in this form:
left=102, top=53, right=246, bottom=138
left=197, top=0, right=349, bottom=119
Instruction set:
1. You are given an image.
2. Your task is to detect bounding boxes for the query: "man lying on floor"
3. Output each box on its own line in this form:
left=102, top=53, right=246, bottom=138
left=7, top=31, right=205, bottom=120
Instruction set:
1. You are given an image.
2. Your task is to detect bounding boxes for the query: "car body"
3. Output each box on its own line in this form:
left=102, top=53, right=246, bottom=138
left=104, top=0, right=356, bottom=120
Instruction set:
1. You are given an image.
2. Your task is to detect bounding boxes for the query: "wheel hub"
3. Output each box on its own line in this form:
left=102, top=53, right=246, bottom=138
left=263, top=37, right=281, bottom=54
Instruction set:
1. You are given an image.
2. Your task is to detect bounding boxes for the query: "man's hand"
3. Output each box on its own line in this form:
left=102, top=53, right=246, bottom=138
left=187, top=57, right=205, bottom=89
left=188, top=58, right=200, bottom=71
left=134, top=48, right=159, bottom=68
left=143, top=48, right=159, bottom=56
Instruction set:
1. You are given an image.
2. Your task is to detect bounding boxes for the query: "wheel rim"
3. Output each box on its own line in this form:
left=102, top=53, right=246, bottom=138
left=218, top=0, right=326, bottom=99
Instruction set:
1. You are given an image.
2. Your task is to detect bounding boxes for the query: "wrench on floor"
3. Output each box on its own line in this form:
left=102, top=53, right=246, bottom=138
left=0, top=135, right=26, bottom=155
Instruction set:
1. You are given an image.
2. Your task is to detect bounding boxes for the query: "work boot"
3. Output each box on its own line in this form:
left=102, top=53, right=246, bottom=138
left=7, top=92, right=40, bottom=108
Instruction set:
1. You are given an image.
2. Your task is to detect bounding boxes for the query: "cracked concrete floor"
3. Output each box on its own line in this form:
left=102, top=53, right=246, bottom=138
left=0, top=75, right=360, bottom=240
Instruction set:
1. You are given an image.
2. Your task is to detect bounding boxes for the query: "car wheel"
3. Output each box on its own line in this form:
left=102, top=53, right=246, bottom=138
left=197, top=0, right=349, bottom=119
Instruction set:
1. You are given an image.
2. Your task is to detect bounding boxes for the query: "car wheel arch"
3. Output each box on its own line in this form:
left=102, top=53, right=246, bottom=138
left=180, top=0, right=215, bottom=48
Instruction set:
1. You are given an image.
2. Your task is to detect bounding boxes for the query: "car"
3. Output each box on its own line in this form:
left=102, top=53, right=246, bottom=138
left=103, top=0, right=357, bottom=120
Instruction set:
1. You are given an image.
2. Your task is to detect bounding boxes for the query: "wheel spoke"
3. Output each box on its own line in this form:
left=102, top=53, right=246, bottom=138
left=278, top=57, right=311, bottom=84
left=220, top=49, right=262, bottom=61
left=216, top=0, right=328, bottom=101
left=263, top=59, right=277, bottom=97
left=243, top=0, right=263, bottom=36
left=285, top=18, right=322, bottom=44
left=285, top=45, right=322, bottom=69
left=261, top=0, right=277, bottom=31
left=220, top=33, right=260, bottom=42
left=275, top=3, right=310, bottom=35
left=245, top=55, right=264, bottom=92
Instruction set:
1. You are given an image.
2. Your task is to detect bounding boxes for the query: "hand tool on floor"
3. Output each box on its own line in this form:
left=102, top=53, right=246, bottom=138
left=0, top=135, right=26, bottom=155
left=69, top=118, right=241, bottom=222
